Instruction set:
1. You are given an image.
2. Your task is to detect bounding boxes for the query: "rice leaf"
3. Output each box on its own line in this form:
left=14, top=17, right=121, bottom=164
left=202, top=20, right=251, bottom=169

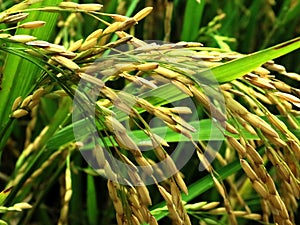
left=208, top=37, right=300, bottom=83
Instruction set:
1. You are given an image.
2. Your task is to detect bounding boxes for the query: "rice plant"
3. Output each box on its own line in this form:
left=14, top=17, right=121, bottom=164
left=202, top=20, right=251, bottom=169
left=0, top=0, right=299, bottom=225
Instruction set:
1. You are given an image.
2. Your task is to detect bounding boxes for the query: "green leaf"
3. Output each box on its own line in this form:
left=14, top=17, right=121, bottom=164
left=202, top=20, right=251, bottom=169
left=0, top=0, right=63, bottom=152
left=87, top=175, right=98, bottom=225
left=207, top=37, right=300, bottom=83
left=181, top=0, right=205, bottom=41
left=0, top=187, right=12, bottom=206
left=0, top=219, right=8, bottom=225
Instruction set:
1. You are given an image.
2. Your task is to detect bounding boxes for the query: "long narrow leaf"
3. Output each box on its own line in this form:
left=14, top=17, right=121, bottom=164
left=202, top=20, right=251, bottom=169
left=0, top=0, right=62, bottom=152
left=208, top=37, right=300, bottom=83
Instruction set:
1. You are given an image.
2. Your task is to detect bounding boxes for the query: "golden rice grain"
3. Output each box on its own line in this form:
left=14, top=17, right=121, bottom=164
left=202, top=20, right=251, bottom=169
left=129, top=190, right=140, bottom=208
left=271, top=81, right=291, bottom=93
left=32, top=87, right=45, bottom=101
left=68, top=39, right=83, bottom=52
left=169, top=205, right=183, bottom=224
left=9, top=34, right=36, bottom=43
left=20, top=95, right=32, bottom=108
left=150, top=73, right=171, bottom=84
left=102, top=22, right=123, bottom=36
left=25, top=40, right=51, bottom=48
left=164, top=155, right=179, bottom=175
left=107, top=181, right=124, bottom=215
left=197, top=151, right=212, bottom=172
left=0, top=33, right=11, bottom=38
left=243, top=123, right=258, bottom=136
left=117, top=133, right=142, bottom=154
left=170, top=180, right=181, bottom=207
left=115, top=63, right=136, bottom=72
left=153, top=146, right=166, bottom=161
left=283, top=220, right=294, bottom=225
left=103, top=163, right=117, bottom=181
left=136, top=62, right=159, bottom=71
left=289, top=177, right=300, bottom=198
left=46, top=44, right=68, bottom=54
left=286, top=114, right=299, bottom=129
left=153, top=109, right=175, bottom=125
left=287, top=192, right=299, bottom=210
left=254, top=92, right=273, bottom=105
left=241, top=213, right=262, bottom=220
left=288, top=139, right=300, bottom=159
left=242, top=113, right=279, bottom=137
left=11, top=96, right=23, bottom=112
left=78, top=72, right=105, bottom=87
left=226, top=136, right=247, bottom=157
left=264, top=63, right=286, bottom=73
left=149, top=215, right=159, bottom=225
left=185, top=202, right=207, bottom=210
left=209, top=207, right=226, bottom=214
left=225, top=123, right=239, bottom=134
left=28, top=99, right=39, bottom=110
left=252, top=180, right=268, bottom=198
left=171, top=114, right=196, bottom=132
left=174, top=172, right=188, bottom=195
left=212, top=175, right=226, bottom=198
left=169, top=106, right=192, bottom=114
left=135, top=157, right=153, bottom=175
left=261, top=199, right=270, bottom=222
left=116, top=214, right=123, bottom=225
left=119, top=154, right=138, bottom=172
left=3, top=13, right=29, bottom=23
left=220, top=83, right=232, bottom=90
left=267, top=112, right=288, bottom=133
left=51, top=55, right=80, bottom=70
left=245, top=76, right=275, bottom=89
left=276, top=163, right=291, bottom=182
left=133, top=7, right=153, bottom=22
left=19, top=21, right=45, bottom=29
left=254, top=166, right=268, bottom=183
left=200, top=202, right=220, bottom=210
left=86, top=29, right=103, bottom=42
left=279, top=203, right=290, bottom=219
left=59, top=51, right=77, bottom=58
left=246, top=144, right=263, bottom=165
left=77, top=3, right=103, bottom=11
left=157, top=185, right=173, bottom=204
left=264, top=134, right=287, bottom=147
left=12, top=202, right=32, bottom=210
left=154, top=66, right=181, bottom=79
left=269, top=195, right=283, bottom=210
left=113, top=99, right=135, bottom=116
left=100, top=86, right=118, bottom=102
left=131, top=214, right=140, bottom=225
left=136, top=185, right=152, bottom=206
left=253, top=66, right=270, bottom=76
left=79, top=37, right=97, bottom=51
left=225, top=97, right=249, bottom=115
left=93, top=145, right=106, bottom=168
left=171, top=80, right=194, bottom=96
left=110, top=14, right=130, bottom=22
left=136, top=76, right=158, bottom=89
left=274, top=92, right=300, bottom=103
left=240, top=159, right=258, bottom=181
left=184, top=41, right=204, bottom=47
left=282, top=72, right=300, bottom=81
left=231, top=211, right=247, bottom=217
left=11, top=109, right=29, bottom=118
left=59, top=2, right=79, bottom=9
left=265, top=174, right=277, bottom=195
